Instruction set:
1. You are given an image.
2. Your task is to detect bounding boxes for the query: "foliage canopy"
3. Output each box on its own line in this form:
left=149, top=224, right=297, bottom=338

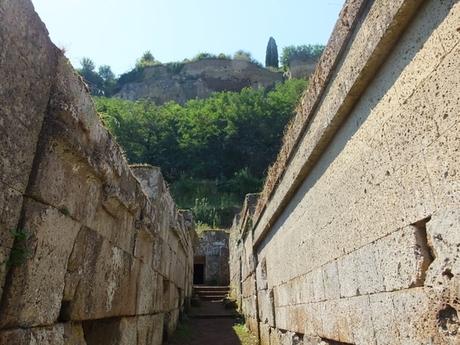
left=96, top=79, right=307, bottom=226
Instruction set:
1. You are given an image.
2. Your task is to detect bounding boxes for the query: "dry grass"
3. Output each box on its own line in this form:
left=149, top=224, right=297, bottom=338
left=232, top=322, right=259, bottom=345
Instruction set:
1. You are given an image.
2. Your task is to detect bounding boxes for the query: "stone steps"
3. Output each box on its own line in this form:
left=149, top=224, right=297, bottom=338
left=193, top=285, right=230, bottom=302
left=190, top=286, right=236, bottom=319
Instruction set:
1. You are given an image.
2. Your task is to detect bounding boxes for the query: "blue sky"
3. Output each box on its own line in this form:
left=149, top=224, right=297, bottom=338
left=31, top=0, right=345, bottom=75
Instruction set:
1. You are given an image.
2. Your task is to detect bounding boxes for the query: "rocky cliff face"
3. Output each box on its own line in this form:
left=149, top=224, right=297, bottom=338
left=285, top=57, right=317, bottom=80
left=115, top=59, right=284, bottom=104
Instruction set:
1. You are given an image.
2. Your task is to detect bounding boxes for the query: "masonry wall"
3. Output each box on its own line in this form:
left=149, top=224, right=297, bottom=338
left=0, top=1, right=194, bottom=344
left=230, top=0, right=460, bottom=344
left=194, top=230, right=230, bottom=285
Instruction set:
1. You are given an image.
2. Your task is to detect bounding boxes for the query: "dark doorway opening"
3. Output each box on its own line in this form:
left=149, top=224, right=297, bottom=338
left=193, top=264, right=204, bottom=284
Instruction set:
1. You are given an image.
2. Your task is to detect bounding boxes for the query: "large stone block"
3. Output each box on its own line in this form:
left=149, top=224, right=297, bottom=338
left=346, top=295, right=375, bottom=345
left=426, top=208, right=460, bottom=294
left=63, top=323, right=88, bottom=345
left=136, top=263, right=160, bottom=315
left=26, top=138, right=103, bottom=227
left=137, top=314, right=164, bottom=345
left=391, top=288, right=437, bottom=345
left=0, top=0, right=58, bottom=194
left=83, top=317, right=137, bottom=345
left=82, top=315, right=165, bottom=345
left=63, top=227, right=138, bottom=320
left=0, top=324, right=65, bottom=345
left=425, top=121, right=460, bottom=208
left=0, top=183, right=23, bottom=298
left=0, top=199, right=81, bottom=328
left=0, top=183, right=23, bottom=249
left=258, top=289, right=275, bottom=326
left=369, top=292, right=400, bottom=345
left=260, top=322, right=271, bottom=345
left=374, top=225, right=432, bottom=292
left=88, top=204, right=137, bottom=254
left=275, top=305, right=306, bottom=334
left=322, top=261, right=340, bottom=301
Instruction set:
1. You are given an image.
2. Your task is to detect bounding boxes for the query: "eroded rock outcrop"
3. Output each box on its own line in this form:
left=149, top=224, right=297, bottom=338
left=115, top=59, right=284, bottom=105
left=0, top=1, right=194, bottom=344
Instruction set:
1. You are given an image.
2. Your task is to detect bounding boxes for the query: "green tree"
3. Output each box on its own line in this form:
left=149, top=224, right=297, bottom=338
left=136, top=51, right=159, bottom=68
left=233, top=50, right=252, bottom=62
left=80, top=57, right=95, bottom=73
left=265, top=37, right=279, bottom=68
left=98, top=65, right=116, bottom=96
left=193, top=52, right=217, bottom=61
left=77, top=57, right=104, bottom=96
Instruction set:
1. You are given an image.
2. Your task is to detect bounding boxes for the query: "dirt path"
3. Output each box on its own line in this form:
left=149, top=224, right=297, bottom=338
left=167, top=301, right=258, bottom=345
left=167, top=318, right=243, bottom=345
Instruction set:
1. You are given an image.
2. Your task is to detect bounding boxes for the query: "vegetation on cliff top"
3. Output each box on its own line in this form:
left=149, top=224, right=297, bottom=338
left=79, top=50, right=266, bottom=97
left=96, top=79, right=307, bottom=227
left=281, top=44, right=325, bottom=66
left=78, top=44, right=322, bottom=97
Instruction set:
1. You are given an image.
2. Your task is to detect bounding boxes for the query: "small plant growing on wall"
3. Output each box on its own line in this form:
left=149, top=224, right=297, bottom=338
left=7, top=228, right=31, bottom=267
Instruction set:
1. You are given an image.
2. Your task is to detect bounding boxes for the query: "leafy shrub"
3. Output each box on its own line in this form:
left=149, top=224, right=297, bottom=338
left=217, top=53, right=232, bottom=60
left=166, top=62, right=185, bottom=74
left=192, top=52, right=218, bottom=61
left=191, top=197, right=220, bottom=228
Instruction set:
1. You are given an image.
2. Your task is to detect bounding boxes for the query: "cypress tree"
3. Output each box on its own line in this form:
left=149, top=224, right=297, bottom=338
left=265, top=37, right=279, bottom=68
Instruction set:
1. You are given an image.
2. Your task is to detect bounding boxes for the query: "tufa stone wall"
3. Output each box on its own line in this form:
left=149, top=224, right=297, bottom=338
left=230, top=0, right=460, bottom=344
left=0, top=1, right=195, bottom=344
left=194, top=229, right=230, bottom=285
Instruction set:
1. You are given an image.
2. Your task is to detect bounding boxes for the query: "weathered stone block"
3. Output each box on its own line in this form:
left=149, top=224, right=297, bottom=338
left=344, top=295, right=374, bottom=345
left=0, top=324, right=65, bottom=345
left=337, top=251, right=358, bottom=298
left=424, top=121, right=460, bottom=208
left=260, top=322, right=271, bottom=345
left=137, top=314, right=164, bottom=345
left=83, top=317, right=137, bottom=345
left=246, top=317, right=260, bottom=339
left=136, top=263, right=160, bottom=315
left=0, top=199, right=81, bottom=328
left=391, top=288, right=438, bottom=345
left=26, top=139, right=103, bottom=228
left=426, top=208, right=460, bottom=288
left=164, top=309, right=180, bottom=339
left=0, top=0, right=57, bottom=194
left=275, top=305, right=306, bottom=334
left=0, top=183, right=23, bottom=298
left=322, top=261, right=340, bottom=301
left=87, top=204, right=137, bottom=254
left=369, top=292, right=400, bottom=345
left=258, top=289, right=275, bottom=326
left=63, top=227, right=138, bottom=320
left=63, top=323, right=87, bottom=345
left=270, top=327, right=282, bottom=345
left=375, top=225, right=432, bottom=292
